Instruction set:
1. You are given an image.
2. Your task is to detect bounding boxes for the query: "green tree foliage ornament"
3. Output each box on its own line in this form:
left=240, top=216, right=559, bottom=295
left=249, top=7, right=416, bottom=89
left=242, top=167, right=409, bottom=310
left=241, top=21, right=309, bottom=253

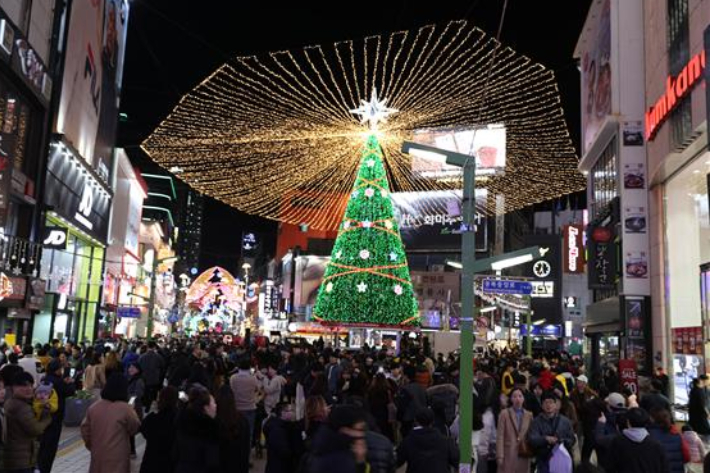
left=314, top=135, right=418, bottom=327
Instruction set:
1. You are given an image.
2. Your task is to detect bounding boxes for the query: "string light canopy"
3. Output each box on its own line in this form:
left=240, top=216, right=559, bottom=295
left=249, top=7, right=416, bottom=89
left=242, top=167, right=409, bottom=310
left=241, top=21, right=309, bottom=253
left=143, top=20, right=585, bottom=230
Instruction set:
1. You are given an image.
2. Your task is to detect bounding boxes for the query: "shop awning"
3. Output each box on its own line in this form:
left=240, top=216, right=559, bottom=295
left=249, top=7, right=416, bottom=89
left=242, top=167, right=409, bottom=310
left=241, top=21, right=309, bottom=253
left=584, top=296, right=621, bottom=334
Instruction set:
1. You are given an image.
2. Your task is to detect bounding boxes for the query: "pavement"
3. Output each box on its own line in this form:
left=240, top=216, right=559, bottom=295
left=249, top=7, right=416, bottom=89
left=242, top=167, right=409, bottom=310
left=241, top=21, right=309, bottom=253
left=53, top=425, right=267, bottom=473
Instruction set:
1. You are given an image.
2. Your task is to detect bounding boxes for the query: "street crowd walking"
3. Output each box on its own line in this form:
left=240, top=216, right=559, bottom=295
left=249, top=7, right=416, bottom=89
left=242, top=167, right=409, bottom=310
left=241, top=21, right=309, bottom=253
left=0, top=334, right=707, bottom=473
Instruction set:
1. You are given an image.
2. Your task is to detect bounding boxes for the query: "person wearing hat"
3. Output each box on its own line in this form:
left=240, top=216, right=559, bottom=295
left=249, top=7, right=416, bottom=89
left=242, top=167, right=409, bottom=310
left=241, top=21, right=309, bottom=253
left=37, top=358, right=76, bottom=473
left=593, top=392, right=629, bottom=472
left=0, top=371, right=51, bottom=472
left=527, top=391, right=575, bottom=473
left=570, top=374, right=597, bottom=468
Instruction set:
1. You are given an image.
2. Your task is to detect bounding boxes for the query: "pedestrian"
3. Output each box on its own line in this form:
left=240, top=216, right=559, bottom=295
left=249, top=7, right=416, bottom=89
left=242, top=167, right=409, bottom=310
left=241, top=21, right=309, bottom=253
left=37, top=358, right=76, bottom=473
left=640, top=380, right=672, bottom=414
left=262, top=364, right=287, bottom=415
left=682, top=425, right=706, bottom=473
left=647, top=407, right=688, bottom=473
left=173, top=386, right=220, bottom=473
left=308, top=404, right=369, bottom=473
left=127, top=362, right=145, bottom=457
left=304, top=395, right=329, bottom=442
left=140, top=386, right=179, bottom=473
left=215, top=384, right=250, bottom=473
left=365, top=427, right=396, bottom=473
left=527, top=391, right=575, bottom=473
left=396, top=407, right=459, bottom=473
left=83, top=352, right=106, bottom=398
left=263, top=402, right=304, bottom=473
left=230, top=358, right=259, bottom=446
left=18, top=345, right=40, bottom=387
left=139, top=341, right=165, bottom=409
left=396, top=365, right=427, bottom=438
left=605, top=407, right=668, bottom=473
left=80, top=373, right=141, bottom=473
left=476, top=402, right=497, bottom=473
left=1, top=371, right=51, bottom=472
left=367, top=373, right=395, bottom=441
left=689, top=377, right=710, bottom=442
left=497, top=387, right=533, bottom=473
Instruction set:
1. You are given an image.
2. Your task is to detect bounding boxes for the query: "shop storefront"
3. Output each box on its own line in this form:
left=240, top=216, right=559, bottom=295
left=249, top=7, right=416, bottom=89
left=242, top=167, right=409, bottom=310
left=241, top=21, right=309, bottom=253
left=32, top=141, right=111, bottom=343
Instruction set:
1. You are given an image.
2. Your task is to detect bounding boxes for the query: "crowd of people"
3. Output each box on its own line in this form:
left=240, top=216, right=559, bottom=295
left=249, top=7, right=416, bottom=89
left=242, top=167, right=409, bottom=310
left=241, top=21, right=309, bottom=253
left=0, top=334, right=707, bottom=473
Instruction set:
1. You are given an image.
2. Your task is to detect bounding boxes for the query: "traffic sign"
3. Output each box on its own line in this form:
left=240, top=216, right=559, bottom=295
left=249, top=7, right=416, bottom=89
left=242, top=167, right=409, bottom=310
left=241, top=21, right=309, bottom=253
left=117, top=307, right=141, bottom=319
left=481, top=278, right=533, bottom=295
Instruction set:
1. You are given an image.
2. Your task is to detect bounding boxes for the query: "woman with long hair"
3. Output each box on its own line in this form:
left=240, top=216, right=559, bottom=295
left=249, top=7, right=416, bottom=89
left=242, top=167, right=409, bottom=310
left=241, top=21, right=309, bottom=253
left=173, top=386, right=221, bottom=473
left=104, top=350, right=121, bottom=379
left=304, top=395, right=329, bottom=442
left=648, top=407, right=689, bottom=473
left=366, top=373, right=394, bottom=441
left=140, top=386, right=179, bottom=473
left=80, top=373, right=141, bottom=473
left=496, top=387, right=533, bottom=473
left=215, top=384, right=250, bottom=473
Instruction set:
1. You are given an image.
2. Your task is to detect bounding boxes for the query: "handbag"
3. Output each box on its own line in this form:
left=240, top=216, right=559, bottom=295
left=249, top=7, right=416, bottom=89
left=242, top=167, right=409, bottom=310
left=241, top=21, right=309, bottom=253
left=508, top=408, right=534, bottom=458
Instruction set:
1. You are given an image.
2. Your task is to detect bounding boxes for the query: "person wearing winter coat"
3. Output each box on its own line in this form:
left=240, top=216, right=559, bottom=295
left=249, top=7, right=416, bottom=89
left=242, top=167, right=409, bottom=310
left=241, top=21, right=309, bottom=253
left=173, top=386, right=221, bottom=473
left=647, top=407, right=689, bottom=473
left=80, top=373, right=141, bottom=473
left=308, top=405, right=369, bottom=473
left=139, top=386, right=179, bottom=473
left=682, top=425, right=706, bottom=473
left=263, top=403, right=304, bottom=473
left=527, top=391, right=576, bottom=473
left=476, top=406, right=497, bottom=473
left=215, top=384, right=250, bottom=473
left=689, top=377, right=710, bottom=439
left=427, top=382, right=458, bottom=427
left=497, top=388, right=534, bottom=473
left=396, top=407, right=459, bottom=473
left=605, top=407, right=669, bottom=473
left=365, top=429, right=396, bottom=473
left=37, top=358, right=76, bottom=473
left=1, top=371, right=51, bottom=471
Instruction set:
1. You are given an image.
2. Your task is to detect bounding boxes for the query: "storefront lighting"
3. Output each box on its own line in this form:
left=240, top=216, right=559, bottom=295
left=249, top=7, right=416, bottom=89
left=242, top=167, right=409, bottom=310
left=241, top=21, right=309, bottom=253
left=490, top=254, right=534, bottom=271
left=532, top=318, right=547, bottom=325
left=446, top=260, right=463, bottom=269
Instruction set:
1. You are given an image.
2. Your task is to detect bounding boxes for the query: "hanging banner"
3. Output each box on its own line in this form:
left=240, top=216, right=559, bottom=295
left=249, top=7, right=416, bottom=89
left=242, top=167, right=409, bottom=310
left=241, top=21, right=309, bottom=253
left=619, top=359, right=638, bottom=395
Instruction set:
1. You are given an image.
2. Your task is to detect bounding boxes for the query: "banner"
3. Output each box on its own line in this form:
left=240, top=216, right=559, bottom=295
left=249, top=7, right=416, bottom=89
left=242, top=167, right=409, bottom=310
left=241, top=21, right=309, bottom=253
left=619, top=359, right=638, bottom=395
left=56, top=0, right=130, bottom=180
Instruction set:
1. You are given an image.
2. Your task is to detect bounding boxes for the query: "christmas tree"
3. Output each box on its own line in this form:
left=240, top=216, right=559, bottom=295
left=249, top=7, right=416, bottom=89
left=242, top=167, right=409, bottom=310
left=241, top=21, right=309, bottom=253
left=313, top=134, right=419, bottom=327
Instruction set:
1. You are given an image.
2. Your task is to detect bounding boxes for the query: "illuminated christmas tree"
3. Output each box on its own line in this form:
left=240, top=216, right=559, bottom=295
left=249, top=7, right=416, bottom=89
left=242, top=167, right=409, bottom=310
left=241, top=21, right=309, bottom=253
left=313, top=133, right=418, bottom=327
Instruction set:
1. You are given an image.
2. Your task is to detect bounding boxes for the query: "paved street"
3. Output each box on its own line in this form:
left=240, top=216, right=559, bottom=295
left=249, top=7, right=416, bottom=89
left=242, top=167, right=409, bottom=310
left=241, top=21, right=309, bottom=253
left=52, top=425, right=267, bottom=473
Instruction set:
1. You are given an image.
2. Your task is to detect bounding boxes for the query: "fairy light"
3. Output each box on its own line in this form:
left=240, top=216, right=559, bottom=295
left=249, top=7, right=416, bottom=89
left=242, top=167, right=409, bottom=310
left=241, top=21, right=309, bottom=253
left=142, top=20, right=584, bottom=230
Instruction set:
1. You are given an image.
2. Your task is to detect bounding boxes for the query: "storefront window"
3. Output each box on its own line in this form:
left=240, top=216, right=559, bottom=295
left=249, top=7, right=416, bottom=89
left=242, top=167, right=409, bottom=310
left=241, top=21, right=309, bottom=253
left=591, top=138, right=618, bottom=219
left=665, top=153, right=710, bottom=329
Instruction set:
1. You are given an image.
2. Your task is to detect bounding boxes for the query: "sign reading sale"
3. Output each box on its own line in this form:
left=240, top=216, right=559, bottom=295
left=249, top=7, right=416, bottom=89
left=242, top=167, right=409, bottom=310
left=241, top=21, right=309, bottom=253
left=563, top=224, right=585, bottom=273
left=619, top=359, right=638, bottom=395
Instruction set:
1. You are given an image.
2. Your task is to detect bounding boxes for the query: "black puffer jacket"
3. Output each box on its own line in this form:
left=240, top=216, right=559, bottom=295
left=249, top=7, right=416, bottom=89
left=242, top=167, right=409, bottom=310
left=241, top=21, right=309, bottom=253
left=365, top=430, right=395, bottom=473
left=308, top=426, right=360, bottom=473
left=173, top=408, right=220, bottom=473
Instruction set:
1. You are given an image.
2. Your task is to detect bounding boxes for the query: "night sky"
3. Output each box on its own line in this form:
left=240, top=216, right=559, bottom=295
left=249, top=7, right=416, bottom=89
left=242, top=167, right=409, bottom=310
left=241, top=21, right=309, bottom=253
left=117, top=1, right=593, bottom=273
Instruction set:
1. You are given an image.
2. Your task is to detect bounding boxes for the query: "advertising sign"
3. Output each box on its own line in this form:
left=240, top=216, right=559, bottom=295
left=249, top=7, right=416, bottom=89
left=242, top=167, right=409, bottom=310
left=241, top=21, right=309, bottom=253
left=117, top=306, right=140, bottom=319
left=580, top=0, right=611, bottom=154
left=293, top=256, right=329, bottom=312
left=43, top=227, right=68, bottom=250
left=391, top=190, right=487, bottom=251
left=412, top=271, right=460, bottom=329
left=587, top=200, right=619, bottom=290
left=563, top=224, right=585, bottom=273
left=44, top=145, right=111, bottom=240
left=619, top=359, right=638, bottom=394
left=410, top=124, right=506, bottom=177
left=55, top=0, right=130, bottom=179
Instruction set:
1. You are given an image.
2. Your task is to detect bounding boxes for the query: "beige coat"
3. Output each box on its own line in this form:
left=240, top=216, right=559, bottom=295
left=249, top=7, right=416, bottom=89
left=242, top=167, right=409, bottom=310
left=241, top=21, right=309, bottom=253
left=496, top=407, right=533, bottom=473
left=80, top=399, right=141, bottom=473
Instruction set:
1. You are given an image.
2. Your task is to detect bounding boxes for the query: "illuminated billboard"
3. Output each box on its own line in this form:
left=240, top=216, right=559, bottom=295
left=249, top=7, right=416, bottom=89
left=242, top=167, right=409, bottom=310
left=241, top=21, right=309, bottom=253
left=410, top=124, right=506, bottom=178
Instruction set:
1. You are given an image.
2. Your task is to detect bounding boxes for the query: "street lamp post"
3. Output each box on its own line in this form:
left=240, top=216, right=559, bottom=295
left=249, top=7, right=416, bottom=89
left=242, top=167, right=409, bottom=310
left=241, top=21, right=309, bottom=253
left=402, top=141, right=477, bottom=473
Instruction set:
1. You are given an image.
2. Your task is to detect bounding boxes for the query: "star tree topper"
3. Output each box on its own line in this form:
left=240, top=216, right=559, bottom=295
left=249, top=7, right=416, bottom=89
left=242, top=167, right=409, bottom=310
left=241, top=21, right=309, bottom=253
left=350, top=88, right=398, bottom=130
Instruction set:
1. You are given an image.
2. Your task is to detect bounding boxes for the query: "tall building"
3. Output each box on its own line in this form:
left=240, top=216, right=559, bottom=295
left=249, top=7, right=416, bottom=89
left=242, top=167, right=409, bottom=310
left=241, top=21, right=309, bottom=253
left=177, top=189, right=203, bottom=276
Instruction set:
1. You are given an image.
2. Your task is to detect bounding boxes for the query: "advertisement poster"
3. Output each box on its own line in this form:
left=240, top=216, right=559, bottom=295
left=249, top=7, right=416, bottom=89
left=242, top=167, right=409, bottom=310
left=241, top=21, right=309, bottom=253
left=410, top=124, right=506, bottom=177
left=580, top=0, right=611, bottom=153
left=625, top=297, right=644, bottom=339
left=624, top=207, right=647, bottom=234
left=391, top=190, right=487, bottom=251
left=293, top=256, right=329, bottom=312
left=56, top=0, right=129, bottom=179
left=623, top=163, right=646, bottom=190
left=622, top=121, right=644, bottom=147
left=619, top=359, right=638, bottom=395
left=411, top=271, right=460, bottom=330
left=625, top=251, right=648, bottom=279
